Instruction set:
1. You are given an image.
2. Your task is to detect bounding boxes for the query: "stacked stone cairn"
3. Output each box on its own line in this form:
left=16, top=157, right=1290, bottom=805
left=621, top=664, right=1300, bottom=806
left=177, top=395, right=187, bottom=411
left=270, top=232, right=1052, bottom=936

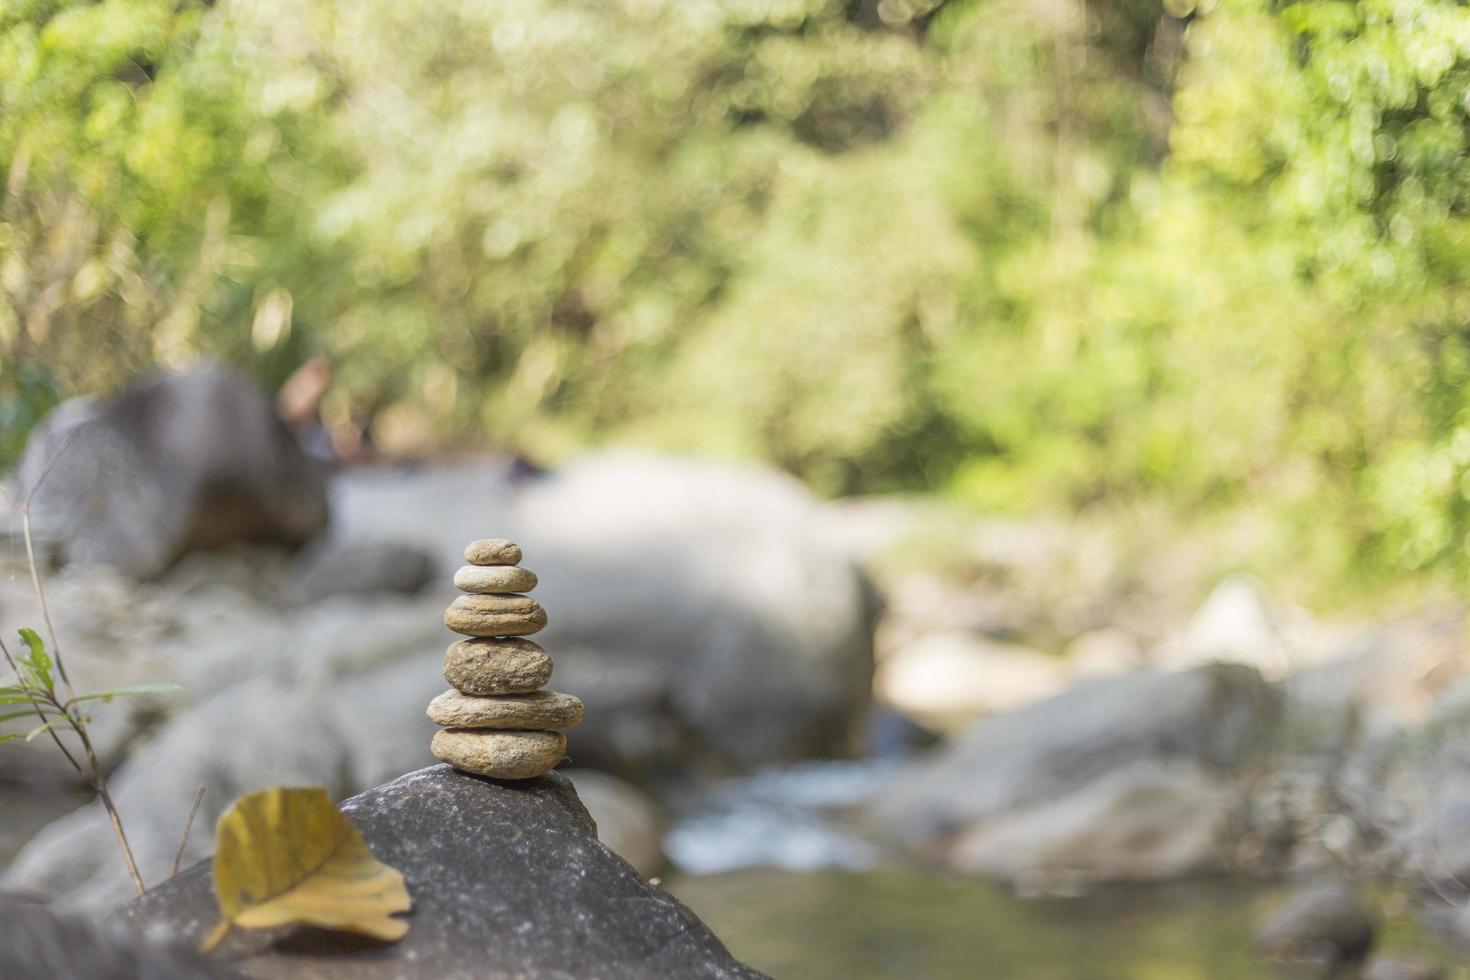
left=429, top=538, right=583, bottom=780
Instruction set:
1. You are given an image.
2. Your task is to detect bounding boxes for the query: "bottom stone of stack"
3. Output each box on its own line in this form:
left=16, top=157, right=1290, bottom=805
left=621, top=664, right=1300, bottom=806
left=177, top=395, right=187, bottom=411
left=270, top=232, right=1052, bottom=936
left=431, top=728, right=567, bottom=780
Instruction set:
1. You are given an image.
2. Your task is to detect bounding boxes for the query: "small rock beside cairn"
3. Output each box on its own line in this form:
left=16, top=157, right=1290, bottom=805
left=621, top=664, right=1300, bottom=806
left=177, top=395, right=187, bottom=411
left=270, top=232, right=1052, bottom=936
left=429, top=538, right=583, bottom=780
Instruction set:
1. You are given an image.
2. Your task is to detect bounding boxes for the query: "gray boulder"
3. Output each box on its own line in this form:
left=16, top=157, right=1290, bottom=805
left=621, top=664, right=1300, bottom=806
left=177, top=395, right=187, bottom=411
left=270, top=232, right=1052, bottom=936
left=123, top=766, right=765, bottom=980
left=0, top=893, right=239, bottom=980
left=944, top=760, right=1234, bottom=884
left=1363, top=955, right=1445, bottom=980
left=6, top=365, right=328, bottom=578
left=328, top=452, right=878, bottom=774
left=1255, top=881, right=1375, bottom=971
left=565, top=768, right=668, bottom=877
left=872, top=664, right=1283, bottom=880
left=517, top=453, right=878, bottom=770
left=286, top=540, right=436, bottom=603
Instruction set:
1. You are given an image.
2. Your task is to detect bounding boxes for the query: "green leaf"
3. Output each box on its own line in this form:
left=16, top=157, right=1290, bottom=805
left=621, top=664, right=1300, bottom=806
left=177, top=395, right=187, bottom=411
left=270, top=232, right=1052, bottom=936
left=17, top=629, right=44, bottom=659
left=17, top=628, right=52, bottom=691
left=68, top=682, right=181, bottom=705
left=0, top=693, right=42, bottom=705
left=24, top=719, right=61, bottom=741
left=0, top=708, right=53, bottom=725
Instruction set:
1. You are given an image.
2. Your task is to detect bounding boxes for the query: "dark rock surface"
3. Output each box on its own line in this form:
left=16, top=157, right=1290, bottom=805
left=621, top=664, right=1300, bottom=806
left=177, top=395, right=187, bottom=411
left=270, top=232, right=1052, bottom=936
left=124, top=766, right=765, bottom=980
left=7, top=365, right=328, bottom=578
left=0, top=892, right=239, bottom=980
left=1255, top=881, right=1375, bottom=970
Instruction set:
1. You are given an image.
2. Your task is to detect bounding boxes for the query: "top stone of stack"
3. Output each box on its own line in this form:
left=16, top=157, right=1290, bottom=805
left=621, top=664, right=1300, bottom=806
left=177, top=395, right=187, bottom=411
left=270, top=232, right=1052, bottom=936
left=465, top=538, right=522, bottom=566
left=444, top=539, right=548, bottom=638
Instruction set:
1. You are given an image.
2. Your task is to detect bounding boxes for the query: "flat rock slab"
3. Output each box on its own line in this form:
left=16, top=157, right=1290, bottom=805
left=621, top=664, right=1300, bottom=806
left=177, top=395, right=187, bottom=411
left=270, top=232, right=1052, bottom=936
left=453, top=564, right=538, bottom=594
left=122, top=766, right=764, bottom=980
left=427, top=689, right=584, bottom=729
left=1, top=893, right=241, bottom=980
left=444, top=594, right=548, bottom=637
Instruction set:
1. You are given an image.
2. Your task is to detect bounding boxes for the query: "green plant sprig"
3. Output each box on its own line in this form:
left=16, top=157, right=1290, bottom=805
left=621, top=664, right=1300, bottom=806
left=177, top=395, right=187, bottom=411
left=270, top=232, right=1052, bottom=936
left=0, top=627, right=178, bottom=746
left=0, top=429, right=178, bottom=895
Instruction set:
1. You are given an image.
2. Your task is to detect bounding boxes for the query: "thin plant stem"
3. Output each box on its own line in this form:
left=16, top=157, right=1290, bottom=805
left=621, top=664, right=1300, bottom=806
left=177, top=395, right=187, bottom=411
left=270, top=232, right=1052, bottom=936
left=199, top=919, right=230, bottom=954
left=172, top=784, right=207, bottom=878
left=20, top=509, right=71, bottom=691
left=2, top=428, right=145, bottom=895
left=19, top=429, right=80, bottom=698
left=74, top=718, right=144, bottom=894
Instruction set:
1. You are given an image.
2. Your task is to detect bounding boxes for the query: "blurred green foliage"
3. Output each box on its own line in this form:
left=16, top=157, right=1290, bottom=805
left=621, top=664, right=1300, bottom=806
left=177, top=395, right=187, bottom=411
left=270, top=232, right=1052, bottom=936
left=3, top=0, right=1470, bottom=591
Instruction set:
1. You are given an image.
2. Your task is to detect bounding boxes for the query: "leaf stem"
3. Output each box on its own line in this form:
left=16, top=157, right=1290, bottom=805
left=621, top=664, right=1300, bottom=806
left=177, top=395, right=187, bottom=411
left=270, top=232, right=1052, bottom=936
left=199, top=919, right=231, bottom=955
left=78, top=722, right=145, bottom=895
left=172, top=784, right=207, bottom=878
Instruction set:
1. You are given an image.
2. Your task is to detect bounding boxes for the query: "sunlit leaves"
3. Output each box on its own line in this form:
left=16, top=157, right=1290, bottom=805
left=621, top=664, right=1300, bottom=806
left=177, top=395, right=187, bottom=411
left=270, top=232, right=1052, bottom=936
left=9, top=0, right=1470, bottom=595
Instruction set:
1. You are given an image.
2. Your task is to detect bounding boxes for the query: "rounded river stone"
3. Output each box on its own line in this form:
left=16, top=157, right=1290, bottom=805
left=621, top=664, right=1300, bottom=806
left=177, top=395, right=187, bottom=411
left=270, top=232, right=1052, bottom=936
left=444, top=594, right=547, bottom=637
left=453, top=564, right=538, bottom=595
left=431, top=729, right=566, bottom=780
left=464, top=538, right=522, bottom=566
left=444, top=637, right=553, bottom=695
left=427, top=689, right=584, bottom=730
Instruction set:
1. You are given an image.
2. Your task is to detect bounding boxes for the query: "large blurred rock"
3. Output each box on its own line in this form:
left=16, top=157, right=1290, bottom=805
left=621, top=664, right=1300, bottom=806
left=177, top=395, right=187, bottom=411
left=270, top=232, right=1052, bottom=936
left=5, top=366, right=328, bottom=578
left=328, top=452, right=878, bottom=774
left=0, top=893, right=238, bottom=980
left=1, top=452, right=877, bottom=903
left=1276, top=611, right=1470, bottom=881
left=515, top=453, right=877, bottom=771
left=565, top=768, right=668, bottom=877
left=945, top=761, right=1234, bottom=884
left=1255, top=881, right=1375, bottom=971
left=285, top=540, right=436, bottom=603
left=872, top=664, right=1283, bottom=881
left=1363, top=954, right=1444, bottom=980
left=123, top=766, right=763, bottom=980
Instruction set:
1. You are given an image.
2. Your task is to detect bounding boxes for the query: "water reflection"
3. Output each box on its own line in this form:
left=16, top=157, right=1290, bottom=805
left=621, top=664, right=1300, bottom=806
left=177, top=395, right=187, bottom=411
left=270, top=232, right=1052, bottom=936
left=670, top=870, right=1457, bottom=980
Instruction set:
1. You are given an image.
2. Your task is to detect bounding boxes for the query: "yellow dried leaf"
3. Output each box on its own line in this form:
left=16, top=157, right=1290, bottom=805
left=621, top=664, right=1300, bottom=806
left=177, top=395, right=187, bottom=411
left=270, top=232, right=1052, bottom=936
left=204, top=787, right=411, bottom=951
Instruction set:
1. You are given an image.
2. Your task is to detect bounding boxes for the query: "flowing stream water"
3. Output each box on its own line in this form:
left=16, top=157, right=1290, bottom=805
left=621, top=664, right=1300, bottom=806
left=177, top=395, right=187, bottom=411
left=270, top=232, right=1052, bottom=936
left=660, top=760, right=1464, bottom=979
left=669, top=869, right=1456, bottom=979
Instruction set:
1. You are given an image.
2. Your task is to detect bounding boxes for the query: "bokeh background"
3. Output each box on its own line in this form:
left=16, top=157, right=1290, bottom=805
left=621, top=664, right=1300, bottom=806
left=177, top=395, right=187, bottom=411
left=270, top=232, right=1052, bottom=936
left=8, top=0, right=1470, bottom=599
left=7, top=0, right=1470, bottom=977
